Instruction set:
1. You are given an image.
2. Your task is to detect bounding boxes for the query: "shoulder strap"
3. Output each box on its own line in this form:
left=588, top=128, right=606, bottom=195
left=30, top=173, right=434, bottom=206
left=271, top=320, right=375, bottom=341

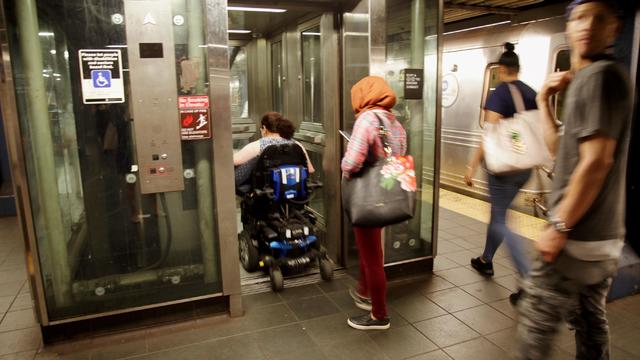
left=372, top=112, right=392, bottom=157
left=507, top=83, right=526, bottom=113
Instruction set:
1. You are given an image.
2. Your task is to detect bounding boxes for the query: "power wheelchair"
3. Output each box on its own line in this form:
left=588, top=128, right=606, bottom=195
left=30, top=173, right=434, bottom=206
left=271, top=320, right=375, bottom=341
left=237, top=142, right=333, bottom=291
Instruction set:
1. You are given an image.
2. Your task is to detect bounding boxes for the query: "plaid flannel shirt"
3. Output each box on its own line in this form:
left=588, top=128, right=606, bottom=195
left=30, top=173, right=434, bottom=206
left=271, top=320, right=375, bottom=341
left=341, top=110, right=407, bottom=177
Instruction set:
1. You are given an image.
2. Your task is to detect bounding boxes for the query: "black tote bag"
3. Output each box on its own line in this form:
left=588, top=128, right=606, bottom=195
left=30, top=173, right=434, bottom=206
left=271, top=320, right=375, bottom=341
left=341, top=116, right=416, bottom=227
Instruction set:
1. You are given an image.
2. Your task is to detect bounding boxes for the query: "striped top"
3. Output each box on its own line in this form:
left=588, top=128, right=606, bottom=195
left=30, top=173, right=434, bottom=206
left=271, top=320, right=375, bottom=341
left=341, top=109, right=407, bottom=177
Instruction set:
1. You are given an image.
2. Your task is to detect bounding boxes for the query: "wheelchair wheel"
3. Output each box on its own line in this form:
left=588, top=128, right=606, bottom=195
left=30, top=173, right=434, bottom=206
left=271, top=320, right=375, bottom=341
left=239, top=231, right=259, bottom=272
left=270, top=267, right=284, bottom=292
left=319, top=258, right=333, bottom=281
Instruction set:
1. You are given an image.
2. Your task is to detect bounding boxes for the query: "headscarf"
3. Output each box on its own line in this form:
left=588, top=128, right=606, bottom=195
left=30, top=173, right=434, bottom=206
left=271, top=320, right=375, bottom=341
left=350, top=76, right=397, bottom=118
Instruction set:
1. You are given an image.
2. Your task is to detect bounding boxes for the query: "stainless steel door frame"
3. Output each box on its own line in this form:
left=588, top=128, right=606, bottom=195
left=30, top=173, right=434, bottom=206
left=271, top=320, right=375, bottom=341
left=0, top=0, right=51, bottom=326
left=204, top=0, right=242, bottom=317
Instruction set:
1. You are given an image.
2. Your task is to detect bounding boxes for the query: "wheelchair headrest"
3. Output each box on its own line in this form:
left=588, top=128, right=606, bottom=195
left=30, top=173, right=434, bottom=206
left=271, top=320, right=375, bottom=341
left=252, top=143, right=309, bottom=198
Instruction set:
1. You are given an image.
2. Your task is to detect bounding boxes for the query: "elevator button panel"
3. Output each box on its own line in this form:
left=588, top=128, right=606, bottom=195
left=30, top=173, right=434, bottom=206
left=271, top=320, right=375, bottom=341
left=125, top=1, right=184, bottom=194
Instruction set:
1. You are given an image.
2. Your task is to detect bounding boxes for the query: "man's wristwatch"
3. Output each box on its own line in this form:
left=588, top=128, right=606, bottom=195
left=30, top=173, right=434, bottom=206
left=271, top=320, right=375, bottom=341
left=549, top=218, right=571, bottom=233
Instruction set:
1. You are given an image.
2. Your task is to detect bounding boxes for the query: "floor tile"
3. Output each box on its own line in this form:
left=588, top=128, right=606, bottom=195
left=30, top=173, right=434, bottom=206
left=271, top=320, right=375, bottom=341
left=437, top=231, right=457, bottom=241
left=0, top=309, right=37, bottom=332
left=0, top=327, right=42, bottom=356
left=488, top=299, right=518, bottom=320
left=0, top=296, right=13, bottom=314
left=433, top=257, right=460, bottom=272
left=278, top=284, right=323, bottom=302
left=0, top=350, right=36, bottom=360
left=0, top=270, right=27, bottom=285
left=493, top=274, right=520, bottom=292
left=368, top=325, right=437, bottom=360
left=442, top=250, right=477, bottom=267
left=301, top=313, right=361, bottom=345
left=8, top=294, right=33, bottom=312
left=249, top=324, right=319, bottom=359
left=286, top=295, right=341, bottom=321
left=406, top=350, right=453, bottom=360
left=320, top=333, right=390, bottom=360
left=434, top=268, right=486, bottom=287
left=447, top=238, right=478, bottom=250
left=426, top=288, right=483, bottom=313
left=418, top=276, right=456, bottom=294
left=317, top=277, right=352, bottom=294
left=388, top=293, right=447, bottom=323
left=326, top=290, right=361, bottom=316
left=443, top=337, right=510, bottom=360
left=445, top=226, right=478, bottom=238
left=89, top=336, right=147, bottom=360
left=484, top=326, right=519, bottom=357
left=437, top=242, right=464, bottom=255
left=242, top=291, right=283, bottom=310
left=460, top=281, right=512, bottom=303
left=414, top=314, right=480, bottom=348
left=452, top=305, right=515, bottom=335
left=0, top=281, right=24, bottom=298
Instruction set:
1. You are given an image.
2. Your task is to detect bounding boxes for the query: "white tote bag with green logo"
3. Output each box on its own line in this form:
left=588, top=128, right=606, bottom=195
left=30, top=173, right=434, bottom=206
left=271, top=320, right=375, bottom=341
left=483, top=84, right=552, bottom=174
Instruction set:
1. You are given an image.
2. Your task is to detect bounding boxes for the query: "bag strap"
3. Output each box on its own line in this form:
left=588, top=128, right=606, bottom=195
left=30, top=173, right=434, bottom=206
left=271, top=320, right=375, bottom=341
left=507, top=83, right=526, bottom=113
left=372, top=112, right=392, bottom=157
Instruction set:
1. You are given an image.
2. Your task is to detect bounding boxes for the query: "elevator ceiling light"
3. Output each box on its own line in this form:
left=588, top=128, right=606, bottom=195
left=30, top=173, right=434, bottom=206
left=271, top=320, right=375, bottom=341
left=227, top=6, right=286, bottom=13
left=228, top=29, right=251, bottom=34
left=38, top=32, right=54, bottom=36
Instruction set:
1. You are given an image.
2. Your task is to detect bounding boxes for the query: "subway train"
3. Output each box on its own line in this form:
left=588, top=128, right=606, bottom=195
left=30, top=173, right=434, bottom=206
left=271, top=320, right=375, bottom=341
left=440, top=16, right=567, bottom=217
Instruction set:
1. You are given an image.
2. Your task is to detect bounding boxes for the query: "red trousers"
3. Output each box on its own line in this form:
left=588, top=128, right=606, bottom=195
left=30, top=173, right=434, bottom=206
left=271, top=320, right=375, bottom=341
left=354, top=226, right=387, bottom=320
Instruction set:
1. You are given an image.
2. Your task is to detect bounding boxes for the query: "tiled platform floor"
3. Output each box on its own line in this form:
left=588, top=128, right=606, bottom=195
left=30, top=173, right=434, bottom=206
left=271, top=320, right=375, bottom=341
left=1, top=203, right=639, bottom=359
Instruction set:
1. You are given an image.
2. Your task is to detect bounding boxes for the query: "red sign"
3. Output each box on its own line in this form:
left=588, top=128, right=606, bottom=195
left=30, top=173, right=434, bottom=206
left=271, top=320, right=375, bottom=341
left=179, top=96, right=211, bottom=140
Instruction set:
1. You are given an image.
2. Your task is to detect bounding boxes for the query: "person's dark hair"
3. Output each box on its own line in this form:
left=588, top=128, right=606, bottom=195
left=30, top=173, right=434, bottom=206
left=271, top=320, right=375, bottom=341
left=497, top=42, right=520, bottom=72
left=565, top=0, right=622, bottom=20
left=260, top=112, right=296, bottom=139
left=276, top=118, right=295, bottom=139
left=261, top=112, right=281, bottom=133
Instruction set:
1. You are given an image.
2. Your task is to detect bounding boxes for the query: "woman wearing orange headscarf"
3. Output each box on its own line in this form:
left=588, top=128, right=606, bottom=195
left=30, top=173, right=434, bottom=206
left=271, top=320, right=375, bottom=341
left=342, top=76, right=407, bottom=330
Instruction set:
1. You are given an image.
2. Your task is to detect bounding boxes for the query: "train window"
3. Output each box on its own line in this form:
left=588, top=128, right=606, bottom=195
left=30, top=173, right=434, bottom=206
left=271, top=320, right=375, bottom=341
left=271, top=41, right=283, bottom=113
left=479, top=64, right=500, bottom=128
left=230, top=46, right=249, bottom=119
left=301, top=25, right=322, bottom=124
left=553, top=49, right=571, bottom=123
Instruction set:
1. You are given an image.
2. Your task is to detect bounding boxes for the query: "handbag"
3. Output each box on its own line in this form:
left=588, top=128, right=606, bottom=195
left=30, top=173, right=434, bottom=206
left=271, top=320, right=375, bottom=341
left=341, top=115, right=416, bottom=227
left=482, top=84, right=553, bottom=174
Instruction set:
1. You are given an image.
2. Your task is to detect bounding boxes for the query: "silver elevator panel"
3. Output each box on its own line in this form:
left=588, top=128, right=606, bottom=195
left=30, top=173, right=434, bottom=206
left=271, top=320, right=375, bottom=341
left=125, top=0, right=184, bottom=194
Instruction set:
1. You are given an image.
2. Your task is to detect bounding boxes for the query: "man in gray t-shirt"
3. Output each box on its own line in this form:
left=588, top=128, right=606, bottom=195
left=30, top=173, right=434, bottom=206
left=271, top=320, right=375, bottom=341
left=517, top=1, right=632, bottom=359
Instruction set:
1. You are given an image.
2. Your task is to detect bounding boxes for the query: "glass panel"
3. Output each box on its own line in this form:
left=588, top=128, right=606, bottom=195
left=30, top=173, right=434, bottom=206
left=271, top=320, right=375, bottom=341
left=230, top=47, right=249, bottom=119
left=301, top=26, right=321, bottom=124
left=304, top=147, right=325, bottom=220
left=4, top=0, right=222, bottom=321
left=381, top=0, right=439, bottom=263
left=271, top=41, right=283, bottom=113
left=553, top=49, right=571, bottom=123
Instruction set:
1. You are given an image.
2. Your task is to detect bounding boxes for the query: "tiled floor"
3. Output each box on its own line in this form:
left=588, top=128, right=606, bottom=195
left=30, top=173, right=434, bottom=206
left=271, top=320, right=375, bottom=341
left=1, top=201, right=640, bottom=359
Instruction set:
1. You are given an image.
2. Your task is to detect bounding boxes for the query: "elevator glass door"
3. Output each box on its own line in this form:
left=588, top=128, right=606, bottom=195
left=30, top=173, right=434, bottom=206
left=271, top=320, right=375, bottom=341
left=3, top=0, right=223, bottom=322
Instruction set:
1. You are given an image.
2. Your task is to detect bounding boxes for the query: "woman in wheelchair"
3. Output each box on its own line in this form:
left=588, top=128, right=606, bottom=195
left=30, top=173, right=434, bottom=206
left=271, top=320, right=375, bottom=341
left=234, top=112, right=313, bottom=189
left=234, top=112, right=331, bottom=291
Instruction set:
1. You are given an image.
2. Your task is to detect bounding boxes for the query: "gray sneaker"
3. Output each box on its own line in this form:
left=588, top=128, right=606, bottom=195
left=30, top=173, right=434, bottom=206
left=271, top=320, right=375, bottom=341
left=349, top=288, right=372, bottom=311
left=347, top=314, right=390, bottom=330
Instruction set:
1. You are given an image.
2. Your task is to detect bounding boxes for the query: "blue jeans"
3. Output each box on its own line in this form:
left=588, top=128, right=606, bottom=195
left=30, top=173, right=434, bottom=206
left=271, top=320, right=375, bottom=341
left=482, top=170, right=532, bottom=276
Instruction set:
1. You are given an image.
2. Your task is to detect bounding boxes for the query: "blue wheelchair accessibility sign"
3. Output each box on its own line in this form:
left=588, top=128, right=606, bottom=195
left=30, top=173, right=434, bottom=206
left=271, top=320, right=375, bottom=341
left=91, top=70, right=111, bottom=88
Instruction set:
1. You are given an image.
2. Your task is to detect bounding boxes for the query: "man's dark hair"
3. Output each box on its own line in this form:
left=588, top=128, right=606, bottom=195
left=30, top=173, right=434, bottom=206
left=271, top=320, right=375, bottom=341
left=566, top=0, right=622, bottom=19
left=497, top=42, right=520, bottom=72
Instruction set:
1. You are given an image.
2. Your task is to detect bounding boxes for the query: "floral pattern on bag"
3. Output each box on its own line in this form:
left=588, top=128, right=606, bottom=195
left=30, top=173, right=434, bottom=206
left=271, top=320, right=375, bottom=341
left=380, top=155, right=416, bottom=192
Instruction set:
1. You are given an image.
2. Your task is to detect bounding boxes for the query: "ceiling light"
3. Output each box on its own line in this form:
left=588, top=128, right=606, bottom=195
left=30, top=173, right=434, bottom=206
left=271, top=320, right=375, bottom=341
left=302, top=32, right=321, bottom=36
left=228, top=29, right=251, bottom=34
left=106, top=45, right=128, bottom=48
left=444, top=20, right=511, bottom=36
left=227, top=6, right=286, bottom=13
left=38, top=32, right=54, bottom=36
left=50, top=49, right=57, bottom=54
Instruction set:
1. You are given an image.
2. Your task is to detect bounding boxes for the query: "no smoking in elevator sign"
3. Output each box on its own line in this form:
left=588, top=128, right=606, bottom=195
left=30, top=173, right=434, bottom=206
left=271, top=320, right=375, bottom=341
left=179, top=96, right=211, bottom=140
